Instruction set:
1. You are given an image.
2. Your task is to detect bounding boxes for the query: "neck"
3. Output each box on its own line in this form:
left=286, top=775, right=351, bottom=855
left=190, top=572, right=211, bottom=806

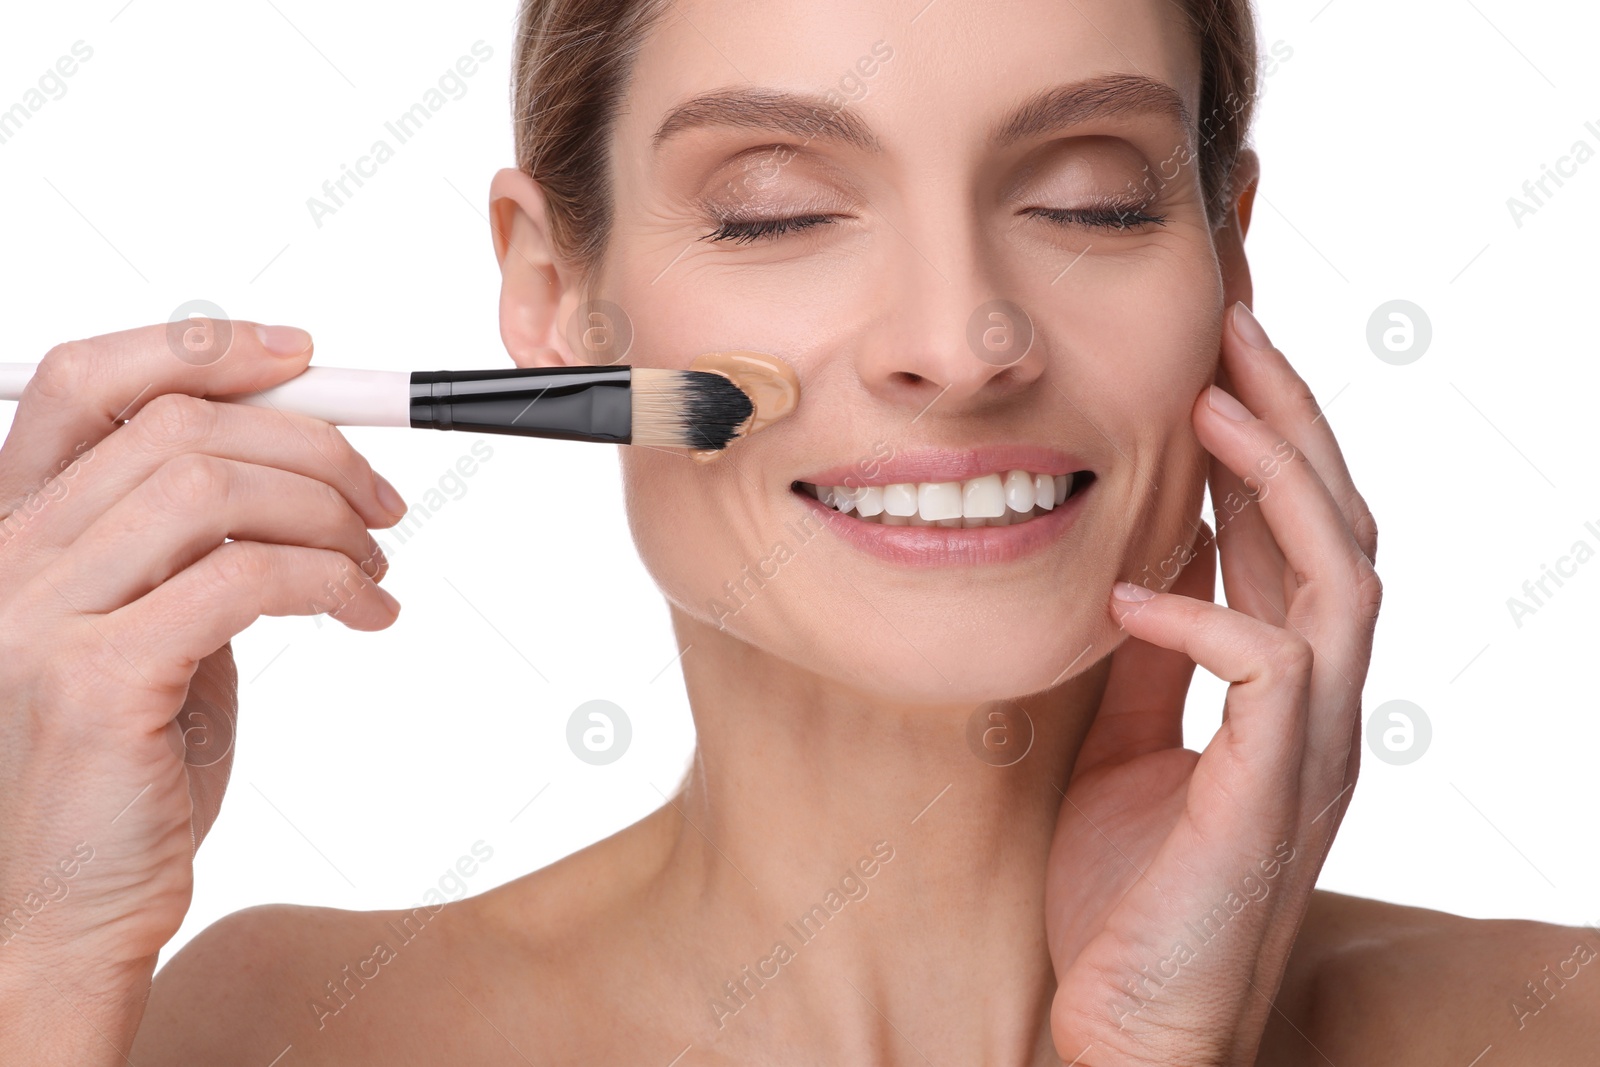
left=657, top=606, right=1111, bottom=1064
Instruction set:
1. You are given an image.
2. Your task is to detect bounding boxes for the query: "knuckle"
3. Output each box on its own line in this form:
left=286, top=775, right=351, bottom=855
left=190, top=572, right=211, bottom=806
left=1289, top=380, right=1324, bottom=425
left=1355, top=565, right=1384, bottom=621
left=208, top=540, right=269, bottom=591
left=1351, top=496, right=1380, bottom=562
left=309, top=476, right=350, bottom=519
left=296, top=414, right=362, bottom=472
left=134, top=392, right=216, bottom=451
left=152, top=453, right=229, bottom=513
left=28, top=341, right=96, bottom=402
left=1264, top=631, right=1315, bottom=679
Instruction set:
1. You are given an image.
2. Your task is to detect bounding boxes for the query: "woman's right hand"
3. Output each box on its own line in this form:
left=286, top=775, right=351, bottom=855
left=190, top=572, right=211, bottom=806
left=0, top=321, right=405, bottom=1063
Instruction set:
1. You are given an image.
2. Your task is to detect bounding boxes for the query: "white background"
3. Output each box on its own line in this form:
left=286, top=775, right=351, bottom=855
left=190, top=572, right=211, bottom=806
left=0, top=0, right=1596, bottom=970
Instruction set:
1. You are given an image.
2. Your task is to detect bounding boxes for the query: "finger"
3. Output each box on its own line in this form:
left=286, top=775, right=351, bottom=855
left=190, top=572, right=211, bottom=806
left=1193, top=384, right=1372, bottom=615
left=1219, top=303, right=1378, bottom=564
left=42, top=455, right=387, bottom=613
left=1073, top=523, right=1216, bottom=775
left=1206, top=443, right=1287, bottom=623
left=0, top=393, right=403, bottom=570
left=0, top=320, right=317, bottom=513
left=1196, top=384, right=1381, bottom=791
left=1205, top=347, right=1291, bottom=623
left=1107, top=583, right=1311, bottom=809
left=103, top=541, right=399, bottom=697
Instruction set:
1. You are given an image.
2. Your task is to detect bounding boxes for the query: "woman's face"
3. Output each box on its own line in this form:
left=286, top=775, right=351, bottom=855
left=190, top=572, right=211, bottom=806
left=586, top=0, right=1236, bottom=703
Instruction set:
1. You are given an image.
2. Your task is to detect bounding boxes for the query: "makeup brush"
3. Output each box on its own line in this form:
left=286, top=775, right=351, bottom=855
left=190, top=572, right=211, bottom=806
left=0, top=364, right=758, bottom=451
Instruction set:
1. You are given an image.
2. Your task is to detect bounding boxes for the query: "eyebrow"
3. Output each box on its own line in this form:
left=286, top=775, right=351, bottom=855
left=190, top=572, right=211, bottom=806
left=652, top=86, right=881, bottom=152
left=992, top=72, right=1192, bottom=149
left=650, top=72, right=1191, bottom=154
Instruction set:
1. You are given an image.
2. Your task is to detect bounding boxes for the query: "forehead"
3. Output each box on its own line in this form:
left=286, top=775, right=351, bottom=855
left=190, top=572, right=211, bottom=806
left=615, top=0, right=1203, bottom=155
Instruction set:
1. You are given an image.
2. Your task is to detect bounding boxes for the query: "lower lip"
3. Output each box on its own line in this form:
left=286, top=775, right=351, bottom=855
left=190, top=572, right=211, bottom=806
left=794, top=479, right=1093, bottom=567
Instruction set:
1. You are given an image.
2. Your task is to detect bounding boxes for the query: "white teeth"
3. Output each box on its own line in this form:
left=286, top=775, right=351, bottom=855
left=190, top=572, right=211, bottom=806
left=855, top=485, right=885, bottom=517
left=962, top=473, right=1006, bottom=519
left=918, top=481, right=963, bottom=521
left=806, top=469, right=1086, bottom=527
left=1003, top=469, right=1035, bottom=513
left=1034, top=473, right=1055, bottom=511
left=882, top=483, right=918, bottom=517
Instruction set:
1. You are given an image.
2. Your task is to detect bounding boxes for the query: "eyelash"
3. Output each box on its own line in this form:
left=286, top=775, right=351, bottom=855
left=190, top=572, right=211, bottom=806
left=1026, top=204, right=1168, bottom=230
left=701, top=202, right=1167, bottom=244
left=702, top=214, right=836, bottom=244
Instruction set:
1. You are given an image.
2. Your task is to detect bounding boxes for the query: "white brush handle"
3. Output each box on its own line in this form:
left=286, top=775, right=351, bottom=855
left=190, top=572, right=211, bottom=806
left=0, top=364, right=413, bottom=427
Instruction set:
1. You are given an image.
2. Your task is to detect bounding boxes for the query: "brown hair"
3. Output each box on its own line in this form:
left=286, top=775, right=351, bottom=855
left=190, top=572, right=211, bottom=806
left=512, top=0, right=1259, bottom=279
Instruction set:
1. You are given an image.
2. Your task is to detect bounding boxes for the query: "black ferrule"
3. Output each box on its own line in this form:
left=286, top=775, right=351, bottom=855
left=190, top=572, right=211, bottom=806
left=408, top=366, right=633, bottom=444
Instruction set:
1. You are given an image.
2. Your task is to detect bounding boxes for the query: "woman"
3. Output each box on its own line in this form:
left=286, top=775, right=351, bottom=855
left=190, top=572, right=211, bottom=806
left=1, top=0, right=1591, bottom=1063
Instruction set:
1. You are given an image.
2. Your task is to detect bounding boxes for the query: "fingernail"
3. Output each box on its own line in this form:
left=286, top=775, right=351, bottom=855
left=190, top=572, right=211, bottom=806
left=1231, top=302, right=1271, bottom=349
left=1207, top=384, right=1253, bottom=422
left=255, top=324, right=313, bottom=357
left=374, top=473, right=406, bottom=518
left=1112, top=580, right=1155, bottom=601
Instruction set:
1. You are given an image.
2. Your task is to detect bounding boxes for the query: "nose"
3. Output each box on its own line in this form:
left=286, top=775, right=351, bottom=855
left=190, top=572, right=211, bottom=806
left=853, top=229, right=1047, bottom=418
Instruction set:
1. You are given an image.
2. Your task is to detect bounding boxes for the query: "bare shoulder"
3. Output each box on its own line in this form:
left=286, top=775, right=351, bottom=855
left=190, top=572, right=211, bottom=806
left=130, top=897, right=485, bottom=1065
left=131, top=811, right=680, bottom=1066
left=1261, top=888, right=1600, bottom=1065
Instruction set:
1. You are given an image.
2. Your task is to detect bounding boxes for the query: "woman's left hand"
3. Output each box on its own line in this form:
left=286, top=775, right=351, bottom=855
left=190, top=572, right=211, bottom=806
left=1044, top=302, right=1383, bottom=1066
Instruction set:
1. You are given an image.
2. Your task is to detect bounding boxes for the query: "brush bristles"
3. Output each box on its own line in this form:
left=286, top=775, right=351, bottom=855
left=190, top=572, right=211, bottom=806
left=628, top=368, right=756, bottom=450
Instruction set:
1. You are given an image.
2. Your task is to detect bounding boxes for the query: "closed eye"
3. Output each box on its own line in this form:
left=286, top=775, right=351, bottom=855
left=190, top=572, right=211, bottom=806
left=701, top=214, right=838, bottom=243
left=1026, top=204, right=1167, bottom=231
left=700, top=202, right=1166, bottom=244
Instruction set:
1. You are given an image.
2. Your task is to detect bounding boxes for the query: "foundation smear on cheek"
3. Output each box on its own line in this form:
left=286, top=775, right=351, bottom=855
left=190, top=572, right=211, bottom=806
left=688, top=351, right=799, bottom=463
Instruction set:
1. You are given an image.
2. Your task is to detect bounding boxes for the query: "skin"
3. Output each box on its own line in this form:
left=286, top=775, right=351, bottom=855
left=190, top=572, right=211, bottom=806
left=2, top=0, right=1595, bottom=1064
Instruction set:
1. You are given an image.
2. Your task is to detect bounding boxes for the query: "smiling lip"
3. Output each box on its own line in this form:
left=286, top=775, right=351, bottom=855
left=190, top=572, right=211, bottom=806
left=792, top=470, right=1096, bottom=569
left=788, top=445, right=1097, bottom=565
left=793, top=445, right=1091, bottom=487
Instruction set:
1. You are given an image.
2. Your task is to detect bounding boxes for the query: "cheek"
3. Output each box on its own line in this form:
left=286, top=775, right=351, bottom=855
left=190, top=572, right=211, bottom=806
left=1048, top=250, right=1222, bottom=582
left=620, top=449, right=798, bottom=635
left=1120, top=321, right=1220, bottom=584
left=621, top=451, right=721, bottom=619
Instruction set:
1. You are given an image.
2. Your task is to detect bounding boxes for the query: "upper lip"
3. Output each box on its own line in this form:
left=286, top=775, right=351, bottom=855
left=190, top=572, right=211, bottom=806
left=794, top=445, right=1092, bottom=488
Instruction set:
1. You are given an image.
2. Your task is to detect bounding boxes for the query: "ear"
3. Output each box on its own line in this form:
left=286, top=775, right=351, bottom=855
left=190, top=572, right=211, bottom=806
left=488, top=167, right=587, bottom=369
left=1214, top=146, right=1259, bottom=314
